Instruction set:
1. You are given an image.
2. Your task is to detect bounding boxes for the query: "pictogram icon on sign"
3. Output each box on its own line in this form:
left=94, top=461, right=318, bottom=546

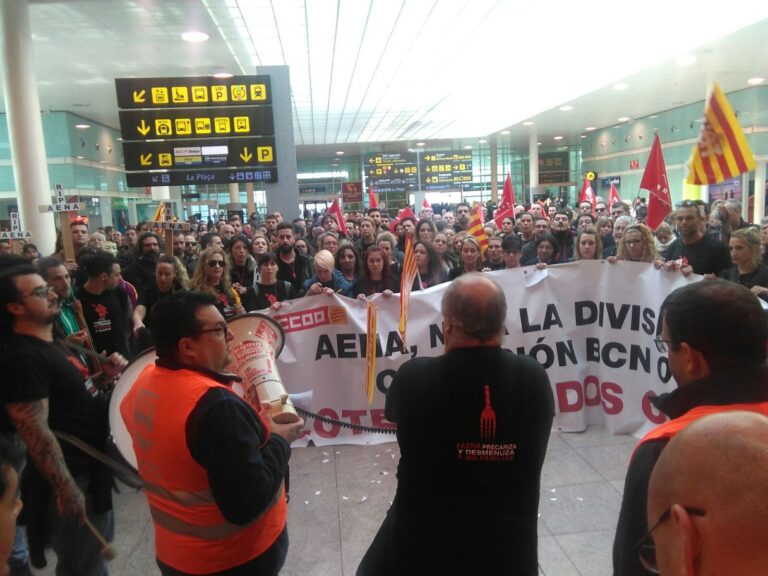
left=257, top=146, right=273, bottom=162
left=152, top=87, right=168, bottom=104
left=192, top=86, right=208, bottom=103
left=240, top=147, right=253, bottom=163
left=137, top=120, right=151, bottom=136
left=133, top=90, right=146, bottom=104
left=195, top=118, right=211, bottom=134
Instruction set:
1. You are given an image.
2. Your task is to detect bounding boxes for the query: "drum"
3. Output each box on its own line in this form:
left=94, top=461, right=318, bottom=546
left=109, top=347, right=157, bottom=470
left=227, top=312, right=299, bottom=424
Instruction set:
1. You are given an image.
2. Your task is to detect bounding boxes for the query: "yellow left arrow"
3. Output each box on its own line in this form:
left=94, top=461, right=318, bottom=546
left=133, top=90, right=146, bottom=103
left=240, top=147, right=253, bottom=163
left=137, top=120, right=150, bottom=136
left=140, top=153, right=152, bottom=166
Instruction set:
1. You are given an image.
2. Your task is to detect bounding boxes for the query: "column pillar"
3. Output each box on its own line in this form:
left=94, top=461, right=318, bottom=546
left=490, top=136, right=498, bottom=203
left=1, top=0, right=55, bottom=253
left=528, top=131, right=539, bottom=205
left=754, top=159, right=766, bottom=223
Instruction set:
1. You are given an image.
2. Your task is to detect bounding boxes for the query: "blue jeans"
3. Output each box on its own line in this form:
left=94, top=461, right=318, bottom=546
left=8, top=525, right=32, bottom=576
left=47, top=475, right=114, bottom=576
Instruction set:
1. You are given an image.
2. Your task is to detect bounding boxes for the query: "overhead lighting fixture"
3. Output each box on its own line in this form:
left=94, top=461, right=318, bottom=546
left=76, top=155, right=84, bottom=159
left=522, top=121, right=534, bottom=126
left=213, top=72, right=234, bottom=79
left=335, top=151, right=345, bottom=155
left=617, top=116, right=630, bottom=122
left=416, top=142, right=426, bottom=147
left=478, top=139, right=487, bottom=144
left=537, top=142, right=542, bottom=146
left=612, top=82, right=629, bottom=91
left=500, top=130, right=510, bottom=135
left=553, top=136, right=563, bottom=141
left=675, top=54, right=697, bottom=67
left=75, top=123, right=90, bottom=129
left=182, top=31, right=209, bottom=43
left=747, top=77, right=765, bottom=85
left=559, top=105, right=573, bottom=111
left=463, top=145, right=472, bottom=150
left=585, top=126, right=596, bottom=131
left=580, top=135, right=587, bottom=139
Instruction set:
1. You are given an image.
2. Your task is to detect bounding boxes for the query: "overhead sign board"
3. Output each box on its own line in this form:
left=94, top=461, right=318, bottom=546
left=365, top=152, right=419, bottom=194
left=115, top=76, right=272, bottom=109
left=116, top=75, right=277, bottom=188
left=126, top=167, right=278, bottom=188
left=122, top=137, right=276, bottom=171
left=421, top=151, right=472, bottom=190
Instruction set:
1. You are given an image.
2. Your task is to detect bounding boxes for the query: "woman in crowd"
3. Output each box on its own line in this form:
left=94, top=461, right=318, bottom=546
left=295, top=238, right=311, bottom=256
left=229, top=235, right=257, bottom=297
left=251, top=232, right=270, bottom=261
left=21, top=243, right=39, bottom=265
left=336, top=241, right=360, bottom=296
left=654, top=221, right=675, bottom=259
left=613, top=223, right=658, bottom=263
left=573, top=227, right=603, bottom=261
left=302, top=249, right=355, bottom=297
left=357, top=247, right=397, bottom=298
left=413, top=240, right=447, bottom=289
left=376, top=231, right=401, bottom=280
left=719, top=227, right=768, bottom=300
left=500, top=216, right=515, bottom=236
left=433, top=232, right=457, bottom=273
left=244, top=252, right=296, bottom=311
left=415, top=219, right=437, bottom=244
left=533, top=233, right=560, bottom=265
left=132, top=255, right=187, bottom=350
left=449, top=236, right=483, bottom=280
left=190, top=246, right=245, bottom=319
left=596, top=216, right=615, bottom=255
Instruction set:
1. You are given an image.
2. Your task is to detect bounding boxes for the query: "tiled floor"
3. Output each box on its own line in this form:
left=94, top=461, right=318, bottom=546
left=32, top=425, right=637, bottom=576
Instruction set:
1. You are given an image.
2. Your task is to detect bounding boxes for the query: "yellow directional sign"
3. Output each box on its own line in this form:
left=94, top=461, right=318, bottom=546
left=133, top=90, right=146, bottom=104
left=140, top=153, right=152, bottom=166
left=159, top=153, right=172, bottom=167
left=137, top=120, right=150, bottom=136
left=116, top=76, right=273, bottom=109
left=152, top=87, right=169, bottom=104
left=240, top=147, right=253, bottom=163
left=120, top=107, right=274, bottom=141
left=172, top=86, right=189, bottom=104
left=192, top=86, right=208, bottom=103
left=123, top=138, right=277, bottom=171
left=257, top=146, right=273, bottom=163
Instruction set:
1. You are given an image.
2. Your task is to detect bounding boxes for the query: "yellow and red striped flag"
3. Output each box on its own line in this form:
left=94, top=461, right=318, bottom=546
left=365, top=301, right=377, bottom=404
left=686, top=82, right=756, bottom=185
left=468, top=206, right=489, bottom=253
left=151, top=202, right=166, bottom=222
left=398, top=235, right=418, bottom=352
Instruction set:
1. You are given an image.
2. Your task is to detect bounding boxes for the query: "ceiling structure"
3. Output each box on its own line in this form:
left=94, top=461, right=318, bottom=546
left=3, top=0, right=768, bottom=160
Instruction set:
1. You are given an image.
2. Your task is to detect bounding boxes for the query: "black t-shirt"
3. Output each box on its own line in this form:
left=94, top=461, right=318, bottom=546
left=0, top=335, right=109, bottom=476
left=78, top=287, right=131, bottom=358
left=665, top=234, right=731, bottom=275
left=138, top=285, right=175, bottom=328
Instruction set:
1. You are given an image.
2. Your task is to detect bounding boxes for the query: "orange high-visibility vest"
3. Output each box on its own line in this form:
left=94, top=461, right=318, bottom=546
left=121, top=364, right=286, bottom=574
left=638, top=401, right=768, bottom=448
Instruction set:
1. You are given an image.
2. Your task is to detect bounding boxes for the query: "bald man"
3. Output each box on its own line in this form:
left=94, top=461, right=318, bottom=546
left=645, top=412, right=768, bottom=575
left=358, top=274, right=554, bottom=576
left=613, top=279, right=768, bottom=576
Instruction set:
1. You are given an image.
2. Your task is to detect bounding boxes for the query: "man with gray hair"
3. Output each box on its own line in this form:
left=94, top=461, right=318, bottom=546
left=644, top=412, right=768, bottom=575
left=357, top=273, right=554, bottom=576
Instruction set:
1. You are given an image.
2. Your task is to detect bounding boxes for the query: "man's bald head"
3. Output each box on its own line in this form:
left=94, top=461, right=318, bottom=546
left=441, top=273, right=506, bottom=344
left=648, top=411, right=768, bottom=575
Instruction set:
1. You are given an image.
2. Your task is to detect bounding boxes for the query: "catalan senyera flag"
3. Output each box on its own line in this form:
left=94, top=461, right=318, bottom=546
left=398, top=235, right=418, bottom=352
left=365, top=301, right=377, bottom=404
left=468, top=206, right=489, bottom=253
left=151, top=202, right=166, bottom=222
left=686, top=82, right=756, bottom=185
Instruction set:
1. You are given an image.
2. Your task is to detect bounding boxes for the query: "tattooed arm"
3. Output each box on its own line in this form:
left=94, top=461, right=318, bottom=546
left=5, top=399, right=85, bottom=520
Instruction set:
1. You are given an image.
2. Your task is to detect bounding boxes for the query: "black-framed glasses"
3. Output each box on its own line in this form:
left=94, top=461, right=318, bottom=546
left=207, top=260, right=225, bottom=268
left=636, top=506, right=706, bottom=573
left=196, top=324, right=229, bottom=338
left=23, top=286, right=56, bottom=299
left=653, top=336, right=679, bottom=353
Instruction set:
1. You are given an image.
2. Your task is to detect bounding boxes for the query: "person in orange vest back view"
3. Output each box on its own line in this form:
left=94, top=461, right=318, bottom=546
left=121, top=291, right=304, bottom=575
left=645, top=411, right=768, bottom=576
left=613, top=278, right=768, bottom=576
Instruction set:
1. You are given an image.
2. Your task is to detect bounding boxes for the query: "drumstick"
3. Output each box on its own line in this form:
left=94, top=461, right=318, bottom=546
left=83, top=516, right=118, bottom=561
left=64, top=342, right=111, bottom=363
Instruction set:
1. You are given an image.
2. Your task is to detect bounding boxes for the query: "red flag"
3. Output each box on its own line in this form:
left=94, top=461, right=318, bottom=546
left=422, top=197, right=432, bottom=210
left=493, top=207, right=514, bottom=230
left=579, top=177, right=596, bottom=209
left=368, top=190, right=379, bottom=209
left=328, top=198, right=348, bottom=236
left=388, top=206, right=417, bottom=233
left=468, top=206, right=489, bottom=253
left=641, top=133, right=672, bottom=231
left=498, top=173, right=515, bottom=212
left=609, top=182, right=622, bottom=207
left=398, top=236, right=418, bottom=351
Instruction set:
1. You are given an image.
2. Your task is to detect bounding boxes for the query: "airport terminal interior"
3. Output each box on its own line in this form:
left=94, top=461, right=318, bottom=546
left=2, top=2, right=768, bottom=575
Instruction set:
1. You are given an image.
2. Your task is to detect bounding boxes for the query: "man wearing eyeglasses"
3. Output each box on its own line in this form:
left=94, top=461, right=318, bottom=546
left=0, top=264, right=127, bottom=576
left=644, top=411, right=768, bottom=576
left=613, top=279, right=768, bottom=576
left=122, top=291, right=304, bottom=576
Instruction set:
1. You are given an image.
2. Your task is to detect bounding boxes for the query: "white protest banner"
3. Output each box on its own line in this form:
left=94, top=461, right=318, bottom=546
left=261, top=261, right=697, bottom=446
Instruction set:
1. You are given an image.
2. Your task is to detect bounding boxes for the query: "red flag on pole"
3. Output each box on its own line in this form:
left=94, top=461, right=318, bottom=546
left=498, top=173, right=515, bottom=212
left=422, top=197, right=432, bottom=211
left=579, top=177, right=596, bottom=209
left=641, top=133, right=672, bottom=231
left=368, top=190, right=379, bottom=209
left=328, top=198, right=348, bottom=236
left=493, top=207, right=514, bottom=230
left=609, top=182, right=622, bottom=207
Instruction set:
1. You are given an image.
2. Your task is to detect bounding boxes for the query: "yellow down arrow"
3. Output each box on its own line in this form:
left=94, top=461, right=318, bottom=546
left=137, top=120, right=150, bottom=136
left=133, top=89, right=146, bottom=103
left=240, top=147, right=253, bottom=163
left=140, top=153, right=152, bottom=166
